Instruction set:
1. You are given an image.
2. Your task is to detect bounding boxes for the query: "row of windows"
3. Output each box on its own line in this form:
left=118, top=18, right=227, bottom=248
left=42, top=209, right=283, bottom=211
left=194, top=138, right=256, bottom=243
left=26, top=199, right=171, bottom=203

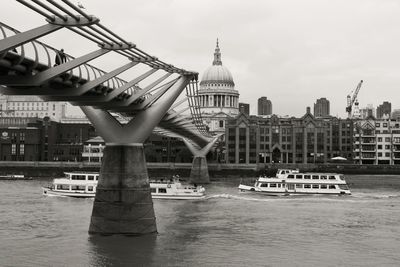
left=260, top=183, right=337, bottom=189
left=287, top=174, right=339, bottom=180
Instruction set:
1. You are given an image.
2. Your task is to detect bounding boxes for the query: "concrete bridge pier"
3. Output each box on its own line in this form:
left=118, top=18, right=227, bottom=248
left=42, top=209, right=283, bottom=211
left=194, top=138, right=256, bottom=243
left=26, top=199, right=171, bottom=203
left=182, top=135, right=222, bottom=184
left=80, top=75, right=192, bottom=235
left=89, top=143, right=156, bottom=235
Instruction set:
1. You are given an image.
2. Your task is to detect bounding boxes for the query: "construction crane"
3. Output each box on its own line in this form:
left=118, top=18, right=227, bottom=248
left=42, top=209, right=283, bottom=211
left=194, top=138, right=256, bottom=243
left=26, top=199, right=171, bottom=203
left=346, top=80, right=363, bottom=118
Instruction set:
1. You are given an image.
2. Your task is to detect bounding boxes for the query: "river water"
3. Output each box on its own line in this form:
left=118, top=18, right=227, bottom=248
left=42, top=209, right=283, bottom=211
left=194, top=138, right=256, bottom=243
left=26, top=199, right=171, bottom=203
left=1, top=175, right=400, bottom=267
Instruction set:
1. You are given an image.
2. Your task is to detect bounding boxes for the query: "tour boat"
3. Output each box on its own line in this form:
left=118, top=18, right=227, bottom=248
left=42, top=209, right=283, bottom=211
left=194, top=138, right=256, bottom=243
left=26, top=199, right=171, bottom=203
left=42, top=172, right=206, bottom=199
left=238, top=169, right=351, bottom=196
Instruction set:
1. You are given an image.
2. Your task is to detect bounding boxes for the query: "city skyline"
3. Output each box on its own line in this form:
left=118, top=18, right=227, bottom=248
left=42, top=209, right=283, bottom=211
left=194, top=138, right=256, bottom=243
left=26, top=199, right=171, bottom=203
left=2, top=0, right=400, bottom=118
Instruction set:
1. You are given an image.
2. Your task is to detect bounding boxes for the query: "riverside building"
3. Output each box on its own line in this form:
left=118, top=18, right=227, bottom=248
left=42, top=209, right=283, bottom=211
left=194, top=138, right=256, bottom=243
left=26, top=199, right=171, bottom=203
left=225, top=107, right=354, bottom=164
left=353, top=118, right=400, bottom=165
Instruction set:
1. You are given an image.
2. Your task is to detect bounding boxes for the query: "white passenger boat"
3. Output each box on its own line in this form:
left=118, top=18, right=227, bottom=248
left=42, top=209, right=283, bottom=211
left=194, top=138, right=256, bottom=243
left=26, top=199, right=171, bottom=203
left=0, top=174, right=32, bottom=180
left=238, top=169, right=351, bottom=196
left=42, top=172, right=206, bottom=199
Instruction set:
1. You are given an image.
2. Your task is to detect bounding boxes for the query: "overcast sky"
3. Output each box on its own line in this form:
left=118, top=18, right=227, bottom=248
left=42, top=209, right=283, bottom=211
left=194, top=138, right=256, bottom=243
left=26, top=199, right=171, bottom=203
left=3, top=0, right=400, bottom=118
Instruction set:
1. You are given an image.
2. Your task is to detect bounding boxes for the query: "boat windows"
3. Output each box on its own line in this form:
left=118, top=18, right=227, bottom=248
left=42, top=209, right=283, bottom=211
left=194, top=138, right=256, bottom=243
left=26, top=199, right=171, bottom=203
left=158, top=188, right=167, bottom=193
left=329, top=185, right=336, bottom=189
left=71, top=175, right=86, bottom=180
left=88, top=186, right=94, bottom=191
left=304, top=175, right=311, bottom=179
left=295, top=184, right=303, bottom=188
left=150, top=188, right=156, bottom=193
left=312, top=175, right=319, bottom=179
left=320, top=185, right=327, bottom=189
left=95, top=176, right=99, bottom=181
left=88, top=175, right=95, bottom=180
left=71, top=185, right=85, bottom=191
left=295, top=175, right=303, bottom=179
left=57, top=184, right=70, bottom=190
left=304, top=184, right=311, bottom=189
left=338, top=175, right=345, bottom=180
left=260, top=183, right=268, bottom=187
left=287, top=174, right=295, bottom=179
left=312, top=184, right=319, bottom=189
left=320, top=175, right=327, bottom=180
left=329, top=175, right=336, bottom=180
left=269, top=183, right=277, bottom=188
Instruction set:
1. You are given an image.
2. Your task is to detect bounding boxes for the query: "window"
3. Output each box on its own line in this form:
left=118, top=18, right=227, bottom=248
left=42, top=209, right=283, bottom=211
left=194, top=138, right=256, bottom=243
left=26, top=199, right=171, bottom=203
left=321, top=185, right=327, bottom=189
left=312, top=184, right=319, bottom=189
left=219, top=120, right=224, bottom=128
left=304, top=175, right=311, bottom=179
left=11, top=144, right=16, bottom=155
left=88, top=186, right=94, bottom=191
left=329, top=185, right=336, bottom=189
left=378, top=137, right=382, bottom=142
left=320, top=175, right=327, bottom=180
left=158, top=188, right=167, bottom=193
left=295, top=184, right=303, bottom=188
left=269, top=183, right=277, bottom=188
left=18, top=144, right=24, bottom=155
left=304, top=184, right=311, bottom=189
left=295, top=174, right=303, bottom=179
left=312, top=175, right=319, bottom=179
left=287, top=174, right=294, bottom=179
left=383, top=123, right=388, bottom=127
left=88, top=175, right=94, bottom=180
left=385, top=152, right=391, bottom=157
left=385, top=137, right=391, bottom=142
left=375, top=123, right=380, bottom=127
left=328, top=175, right=336, bottom=180
left=150, top=188, right=156, bottom=193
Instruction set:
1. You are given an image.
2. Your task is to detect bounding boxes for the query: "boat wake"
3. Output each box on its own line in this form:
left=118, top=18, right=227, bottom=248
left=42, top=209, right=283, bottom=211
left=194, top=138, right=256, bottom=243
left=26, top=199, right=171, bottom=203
left=204, top=194, right=276, bottom=202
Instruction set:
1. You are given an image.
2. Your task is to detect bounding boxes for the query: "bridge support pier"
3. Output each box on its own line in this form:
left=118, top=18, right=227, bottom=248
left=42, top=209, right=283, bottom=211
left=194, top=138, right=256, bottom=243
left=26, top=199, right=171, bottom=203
left=182, top=135, right=222, bottom=184
left=89, top=144, right=156, bottom=235
left=189, top=156, right=210, bottom=184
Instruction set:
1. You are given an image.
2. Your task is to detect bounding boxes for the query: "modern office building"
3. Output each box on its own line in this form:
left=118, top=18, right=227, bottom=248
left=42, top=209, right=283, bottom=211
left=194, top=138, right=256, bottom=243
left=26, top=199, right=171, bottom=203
left=257, top=97, right=272, bottom=115
left=239, top=102, right=250, bottom=116
left=313, top=97, right=330, bottom=117
left=376, top=101, right=391, bottom=119
left=198, top=40, right=239, bottom=134
left=225, top=107, right=354, bottom=164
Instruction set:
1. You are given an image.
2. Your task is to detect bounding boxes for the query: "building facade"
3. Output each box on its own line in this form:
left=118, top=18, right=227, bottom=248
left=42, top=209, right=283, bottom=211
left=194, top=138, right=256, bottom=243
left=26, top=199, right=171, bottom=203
left=376, top=101, right=391, bottom=119
left=239, top=103, right=250, bottom=116
left=225, top=107, right=354, bottom=164
left=0, top=95, right=67, bottom=121
left=353, top=118, right=400, bottom=165
left=198, top=40, right=239, bottom=134
left=257, top=97, right=272, bottom=116
left=0, top=117, right=96, bottom=161
left=313, top=97, right=330, bottom=117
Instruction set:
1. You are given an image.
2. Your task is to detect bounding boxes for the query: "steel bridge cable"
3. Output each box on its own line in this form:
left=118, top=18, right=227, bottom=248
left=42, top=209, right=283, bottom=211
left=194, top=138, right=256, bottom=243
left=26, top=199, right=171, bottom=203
left=16, top=0, right=55, bottom=21
left=61, top=0, right=93, bottom=21
left=46, top=0, right=80, bottom=21
left=31, top=0, right=67, bottom=21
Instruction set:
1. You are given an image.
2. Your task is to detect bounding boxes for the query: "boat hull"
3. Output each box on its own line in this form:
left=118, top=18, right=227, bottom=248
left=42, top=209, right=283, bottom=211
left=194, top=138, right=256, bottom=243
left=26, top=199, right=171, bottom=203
left=42, top=187, right=95, bottom=198
left=43, top=187, right=206, bottom=200
left=238, top=184, right=351, bottom=196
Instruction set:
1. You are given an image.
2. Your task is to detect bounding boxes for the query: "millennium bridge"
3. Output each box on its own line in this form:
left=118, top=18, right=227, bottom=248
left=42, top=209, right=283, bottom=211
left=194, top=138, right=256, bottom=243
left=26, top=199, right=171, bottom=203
left=0, top=0, right=221, bottom=235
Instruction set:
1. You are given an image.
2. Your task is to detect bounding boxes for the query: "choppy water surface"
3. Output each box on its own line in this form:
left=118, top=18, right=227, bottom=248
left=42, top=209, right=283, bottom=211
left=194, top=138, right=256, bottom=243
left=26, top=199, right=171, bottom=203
left=1, top=175, right=400, bottom=266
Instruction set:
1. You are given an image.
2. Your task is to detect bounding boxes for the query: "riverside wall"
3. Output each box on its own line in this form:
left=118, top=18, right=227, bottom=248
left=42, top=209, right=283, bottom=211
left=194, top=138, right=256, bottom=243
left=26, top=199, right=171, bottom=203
left=1, top=161, right=400, bottom=178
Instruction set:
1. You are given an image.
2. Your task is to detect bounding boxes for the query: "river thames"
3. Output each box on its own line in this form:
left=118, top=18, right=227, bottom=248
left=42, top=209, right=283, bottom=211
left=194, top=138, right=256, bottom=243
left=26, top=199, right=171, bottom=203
left=1, top=175, right=400, bottom=266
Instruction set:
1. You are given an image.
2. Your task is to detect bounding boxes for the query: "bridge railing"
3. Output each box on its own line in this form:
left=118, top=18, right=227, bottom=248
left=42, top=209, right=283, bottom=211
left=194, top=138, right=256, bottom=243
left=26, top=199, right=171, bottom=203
left=0, top=22, right=136, bottom=98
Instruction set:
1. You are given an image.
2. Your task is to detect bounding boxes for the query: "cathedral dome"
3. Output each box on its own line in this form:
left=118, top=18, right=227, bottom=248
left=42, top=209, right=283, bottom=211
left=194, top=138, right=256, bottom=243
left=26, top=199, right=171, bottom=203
left=200, top=40, right=235, bottom=87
